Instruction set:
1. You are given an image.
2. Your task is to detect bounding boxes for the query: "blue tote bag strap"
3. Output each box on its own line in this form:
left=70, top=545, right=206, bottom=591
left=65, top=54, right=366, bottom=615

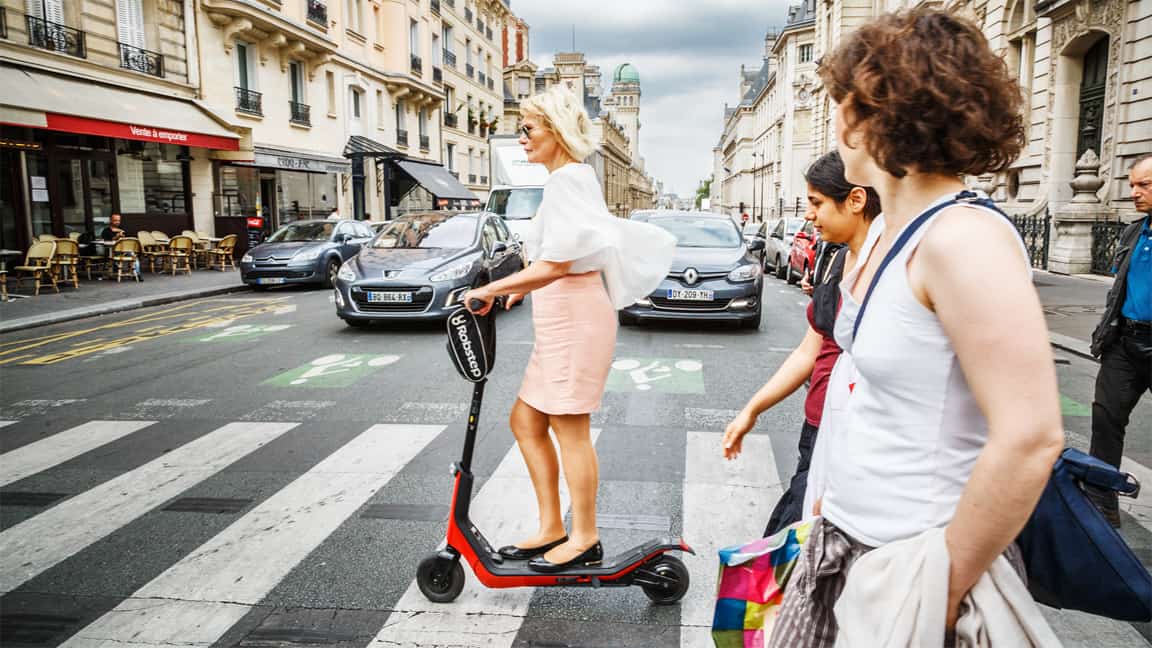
left=853, top=191, right=1000, bottom=340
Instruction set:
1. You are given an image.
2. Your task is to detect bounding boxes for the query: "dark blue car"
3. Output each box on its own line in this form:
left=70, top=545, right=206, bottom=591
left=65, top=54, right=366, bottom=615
left=240, top=220, right=375, bottom=289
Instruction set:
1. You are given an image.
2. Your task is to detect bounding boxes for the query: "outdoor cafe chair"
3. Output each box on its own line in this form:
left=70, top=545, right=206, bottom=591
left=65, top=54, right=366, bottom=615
left=37, top=233, right=57, bottom=242
left=136, top=231, right=169, bottom=273
left=151, top=230, right=170, bottom=244
left=167, top=235, right=195, bottom=276
left=207, top=234, right=238, bottom=271
left=13, top=240, right=59, bottom=295
left=111, top=238, right=143, bottom=282
left=52, top=238, right=80, bottom=289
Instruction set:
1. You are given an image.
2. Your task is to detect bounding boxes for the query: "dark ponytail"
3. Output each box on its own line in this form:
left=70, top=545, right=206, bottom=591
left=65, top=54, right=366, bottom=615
left=804, top=151, right=882, bottom=220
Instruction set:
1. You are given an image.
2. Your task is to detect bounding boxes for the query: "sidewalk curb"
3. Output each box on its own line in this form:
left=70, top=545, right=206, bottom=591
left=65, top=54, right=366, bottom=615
left=1050, top=332, right=1097, bottom=363
left=0, top=285, right=251, bottom=335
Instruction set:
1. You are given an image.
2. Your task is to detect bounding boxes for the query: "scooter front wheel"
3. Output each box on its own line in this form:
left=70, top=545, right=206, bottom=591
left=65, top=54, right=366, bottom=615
left=417, top=554, right=466, bottom=603
left=639, top=555, right=690, bottom=605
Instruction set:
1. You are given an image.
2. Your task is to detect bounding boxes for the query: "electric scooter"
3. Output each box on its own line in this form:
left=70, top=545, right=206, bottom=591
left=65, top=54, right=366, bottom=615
left=415, top=303, right=694, bottom=604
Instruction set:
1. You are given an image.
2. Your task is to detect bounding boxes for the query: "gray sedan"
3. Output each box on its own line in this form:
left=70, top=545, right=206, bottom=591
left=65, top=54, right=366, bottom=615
left=619, top=211, right=764, bottom=329
left=240, top=220, right=375, bottom=289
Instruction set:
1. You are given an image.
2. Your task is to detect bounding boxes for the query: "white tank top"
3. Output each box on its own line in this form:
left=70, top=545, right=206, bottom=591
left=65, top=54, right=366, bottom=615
left=821, top=193, right=1029, bottom=546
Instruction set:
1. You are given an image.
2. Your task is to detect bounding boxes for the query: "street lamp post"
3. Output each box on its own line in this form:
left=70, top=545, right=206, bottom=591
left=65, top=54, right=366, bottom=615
left=751, top=152, right=759, bottom=224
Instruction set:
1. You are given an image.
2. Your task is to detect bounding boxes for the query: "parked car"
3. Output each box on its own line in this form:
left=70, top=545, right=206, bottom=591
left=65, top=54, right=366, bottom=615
left=333, top=211, right=524, bottom=326
left=765, top=217, right=805, bottom=279
left=618, top=211, right=764, bottom=329
left=628, top=209, right=660, bottom=222
left=240, top=220, right=375, bottom=289
left=742, top=221, right=768, bottom=267
left=787, top=220, right=819, bottom=286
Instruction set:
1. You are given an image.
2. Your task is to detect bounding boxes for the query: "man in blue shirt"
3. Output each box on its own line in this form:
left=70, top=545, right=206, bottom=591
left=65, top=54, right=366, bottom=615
left=1088, top=154, right=1152, bottom=528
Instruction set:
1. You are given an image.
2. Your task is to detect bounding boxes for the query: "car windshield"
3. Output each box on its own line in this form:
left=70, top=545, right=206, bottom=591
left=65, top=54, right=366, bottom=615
left=487, top=189, right=543, bottom=220
left=372, top=216, right=477, bottom=249
left=267, top=222, right=335, bottom=242
left=652, top=217, right=743, bottom=248
left=743, top=223, right=761, bottom=235
left=785, top=219, right=804, bottom=235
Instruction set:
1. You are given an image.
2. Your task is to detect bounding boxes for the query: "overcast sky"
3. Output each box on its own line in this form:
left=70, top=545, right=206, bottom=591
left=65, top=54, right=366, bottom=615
left=511, top=0, right=793, bottom=197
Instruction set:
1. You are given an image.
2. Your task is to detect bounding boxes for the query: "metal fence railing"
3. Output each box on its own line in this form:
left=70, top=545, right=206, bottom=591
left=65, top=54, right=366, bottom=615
left=1091, top=219, right=1128, bottom=276
left=1009, top=210, right=1051, bottom=270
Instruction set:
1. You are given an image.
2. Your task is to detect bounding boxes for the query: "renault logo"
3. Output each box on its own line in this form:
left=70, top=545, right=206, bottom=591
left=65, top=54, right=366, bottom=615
left=684, top=268, right=699, bottom=284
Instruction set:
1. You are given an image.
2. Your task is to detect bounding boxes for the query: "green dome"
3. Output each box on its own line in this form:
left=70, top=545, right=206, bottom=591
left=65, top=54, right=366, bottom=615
left=613, top=63, right=640, bottom=84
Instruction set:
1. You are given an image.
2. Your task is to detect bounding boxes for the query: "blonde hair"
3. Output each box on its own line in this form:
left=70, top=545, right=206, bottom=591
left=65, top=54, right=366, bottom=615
left=520, top=84, right=599, bottom=162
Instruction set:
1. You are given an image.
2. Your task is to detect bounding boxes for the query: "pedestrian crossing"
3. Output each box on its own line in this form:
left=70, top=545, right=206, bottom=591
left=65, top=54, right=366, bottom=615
left=1, top=415, right=1149, bottom=647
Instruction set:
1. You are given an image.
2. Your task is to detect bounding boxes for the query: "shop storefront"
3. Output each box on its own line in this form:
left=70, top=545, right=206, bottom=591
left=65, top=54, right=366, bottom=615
left=213, top=146, right=350, bottom=255
left=343, top=137, right=479, bottom=221
left=0, top=66, right=244, bottom=251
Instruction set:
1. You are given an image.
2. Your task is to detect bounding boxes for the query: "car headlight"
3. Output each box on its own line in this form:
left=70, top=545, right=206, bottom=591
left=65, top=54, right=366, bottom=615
left=430, top=260, right=474, bottom=282
left=241, top=253, right=253, bottom=263
left=728, top=264, right=761, bottom=282
left=337, top=263, right=357, bottom=282
left=292, top=248, right=324, bottom=262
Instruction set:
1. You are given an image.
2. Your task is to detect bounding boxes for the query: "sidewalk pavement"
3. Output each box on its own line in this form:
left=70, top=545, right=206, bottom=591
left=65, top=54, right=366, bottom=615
left=0, top=269, right=249, bottom=334
left=1034, top=270, right=1114, bottom=361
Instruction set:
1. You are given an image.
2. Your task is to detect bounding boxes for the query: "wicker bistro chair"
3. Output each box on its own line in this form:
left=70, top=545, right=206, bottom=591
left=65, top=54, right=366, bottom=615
left=167, top=235, right=195, bottom=276
left=207, top=234, right=238, bottom=271
left=110, top=238, right=143, bottom=282
left=151, top=230, right=170, bottom=244
left=52, top=238, right=80, bottom=289
left=13, top=240, right=58, bottom=295
left=37, top=233, right=57, bottom=242
left=136, top=231, right=170, bottom=273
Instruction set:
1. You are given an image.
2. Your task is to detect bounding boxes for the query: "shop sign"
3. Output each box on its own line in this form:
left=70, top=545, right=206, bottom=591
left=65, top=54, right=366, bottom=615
left=253, top=151, right=351, bottom=174
left=43, top=114, right=240, bottom=151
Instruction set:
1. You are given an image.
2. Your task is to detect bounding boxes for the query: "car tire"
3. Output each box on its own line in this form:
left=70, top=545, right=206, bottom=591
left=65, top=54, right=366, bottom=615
left=324, top=258, right=341, bottom=288
left=741, top=308, right=762, bottom=330
left=786, top=264, right=799, bottom=285
left=618, top=312, right=637, bottom=326
left=775, top=257, right=787, bottom=280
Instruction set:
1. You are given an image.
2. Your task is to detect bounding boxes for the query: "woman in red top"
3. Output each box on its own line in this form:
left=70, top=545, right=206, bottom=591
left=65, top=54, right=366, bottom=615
left=722, top=151, right=879, bottom=536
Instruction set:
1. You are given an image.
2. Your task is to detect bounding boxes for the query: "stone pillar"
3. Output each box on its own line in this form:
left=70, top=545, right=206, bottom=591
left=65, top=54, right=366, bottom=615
left=1048, top=150, right=1110, bottom=275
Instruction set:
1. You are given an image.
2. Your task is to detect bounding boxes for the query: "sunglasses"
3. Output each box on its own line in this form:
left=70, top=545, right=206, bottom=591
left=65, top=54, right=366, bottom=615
left=519, top=125, right=533, bottom=139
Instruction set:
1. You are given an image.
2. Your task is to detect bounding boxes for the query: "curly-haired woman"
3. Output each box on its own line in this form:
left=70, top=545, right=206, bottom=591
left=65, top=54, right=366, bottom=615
left=768, top=8, right=1063, bottom=645
left=463, top=84, right=676, bottom=572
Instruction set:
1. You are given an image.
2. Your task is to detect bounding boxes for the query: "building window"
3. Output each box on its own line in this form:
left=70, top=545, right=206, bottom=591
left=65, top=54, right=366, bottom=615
left=409, top=19, right=419, bottom=57
left=396, top=99, right=405, bottom=131
left=235, top=42, right=254, bottom=89
left=466, top=38, right=472, bottom=65
left=432, top=33, right=441, bottom=66
left=798, top=44, right=813, bottom=63
left=326, top=70, right=337, bottom=116
left=376, top=90, right=385, bottom=128
left=345, top=0, right=362, bottom=33
left=446, top=142, right=456, bottom=171
left=517, top=77, right=530, bottom=97
left=116, top=0, right=146, bottom=48
left=116, top=142, right=190, bottom=216
left=419, top=108, right=428, bottom=138
left=289, top=62, right=305, bottom=103
left=350, top=88, right=362, bottom=119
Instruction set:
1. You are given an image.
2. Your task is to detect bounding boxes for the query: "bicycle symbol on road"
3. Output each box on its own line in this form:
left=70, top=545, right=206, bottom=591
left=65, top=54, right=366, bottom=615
left=266, top=354, right=402, bottom=388
left=607, top=358, right=705, bottom=394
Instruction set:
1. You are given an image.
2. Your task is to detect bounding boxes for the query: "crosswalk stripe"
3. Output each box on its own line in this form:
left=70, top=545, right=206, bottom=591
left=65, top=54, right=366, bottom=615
left=0, top=420, right=156, bottom=488
left=0, top=421, right=297, bottom=593
left=680, top=431, right=783, bottom=646
left=371, top=429, right=602, bottom=648
left=59, top=424, right=443, bottom=647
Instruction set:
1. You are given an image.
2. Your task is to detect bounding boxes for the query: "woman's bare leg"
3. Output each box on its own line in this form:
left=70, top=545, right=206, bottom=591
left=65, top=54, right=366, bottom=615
left=543, top=413, right=600, bottom=562
left=509, top=398, right=566, bottom=547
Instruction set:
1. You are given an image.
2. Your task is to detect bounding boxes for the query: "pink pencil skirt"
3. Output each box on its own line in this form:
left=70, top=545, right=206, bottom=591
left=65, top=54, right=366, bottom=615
left=518, top=271, right=617, bottom=415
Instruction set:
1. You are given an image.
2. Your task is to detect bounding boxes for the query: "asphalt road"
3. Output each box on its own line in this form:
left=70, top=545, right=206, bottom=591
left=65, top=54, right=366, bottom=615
left=0, top=271, right=1148, bottom=647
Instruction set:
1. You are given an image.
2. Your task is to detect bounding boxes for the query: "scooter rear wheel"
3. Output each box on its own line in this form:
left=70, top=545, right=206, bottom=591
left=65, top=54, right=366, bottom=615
left=640, top=555, right=690, bottom=605
left=417, top=554, right=465, bottom=603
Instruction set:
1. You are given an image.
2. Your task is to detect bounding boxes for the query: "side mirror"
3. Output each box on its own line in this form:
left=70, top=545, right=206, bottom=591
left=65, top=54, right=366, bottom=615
left=333, top=233, right=350, bottom=243
left=747, top=239, right=765, bottom=252
left=794, top=231, right=811, bottom=242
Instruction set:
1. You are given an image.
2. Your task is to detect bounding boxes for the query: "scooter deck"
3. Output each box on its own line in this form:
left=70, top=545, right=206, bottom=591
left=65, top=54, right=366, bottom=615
left=475, top=537, right=691, bottom=578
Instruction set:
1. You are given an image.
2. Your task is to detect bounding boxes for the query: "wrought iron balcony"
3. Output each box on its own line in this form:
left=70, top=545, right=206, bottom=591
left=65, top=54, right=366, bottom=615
left=235, top=87, right=263, bottom=115
left=397, top=129, right=409, bottom=146
left=411, top=55, right=422, bottom=75
left=119, top=43, right=165, bottom=77
left=420, top=135, right=430, bottom=150
left=480, top=175, right=488, bottom=184
left=289, top=101, right=311, bottom=126
left=478, top=71, right=486, bottom=84
left=307, top=0, right=327, bottom=26
left=478, top=20, right=485, bottom=33
left=468, top=173, right=477, bottom=184
left=432, top=67, right=442, bottom=83
left=443, top=49, right=456, bottom=68
left=26, top=15, right=86, bottom=58
left=465, top=8, right=473, bottom=21
left=444, top=113, right=458, bottom=128
left=486, top=27, right=493, bottom=41
left=486, top=78, right=494, bottom=91
left=430, top=0, right=440, bottom=15
left=466, top=63, right=474, bottom=78
left=467, top=121, right=476, bottom=135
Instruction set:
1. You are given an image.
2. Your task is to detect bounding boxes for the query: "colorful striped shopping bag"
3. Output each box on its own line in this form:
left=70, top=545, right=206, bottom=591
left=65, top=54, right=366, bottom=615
left=712, top=520, right=812, bottom=647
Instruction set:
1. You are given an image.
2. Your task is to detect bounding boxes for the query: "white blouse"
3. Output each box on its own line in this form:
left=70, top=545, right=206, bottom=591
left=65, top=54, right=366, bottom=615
left=523, top=163, right=676, bottom=309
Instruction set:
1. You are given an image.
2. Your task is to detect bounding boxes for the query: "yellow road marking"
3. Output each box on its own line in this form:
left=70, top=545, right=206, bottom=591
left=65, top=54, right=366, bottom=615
left=0, top=297, right=292, bottom=366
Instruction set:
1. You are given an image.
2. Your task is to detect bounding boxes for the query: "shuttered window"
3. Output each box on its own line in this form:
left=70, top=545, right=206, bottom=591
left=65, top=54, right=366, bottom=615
left=116, top=0, right=146, bottom=48
left=26, top=0, right=64, bottom=23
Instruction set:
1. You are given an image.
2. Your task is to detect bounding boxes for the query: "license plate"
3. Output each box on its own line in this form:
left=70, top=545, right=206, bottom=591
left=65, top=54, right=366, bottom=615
left=367, top=291, right=413, bottom=303
left=667, top=289, right=714, bottom=301
left=256, top=277, right=286, bottom=285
